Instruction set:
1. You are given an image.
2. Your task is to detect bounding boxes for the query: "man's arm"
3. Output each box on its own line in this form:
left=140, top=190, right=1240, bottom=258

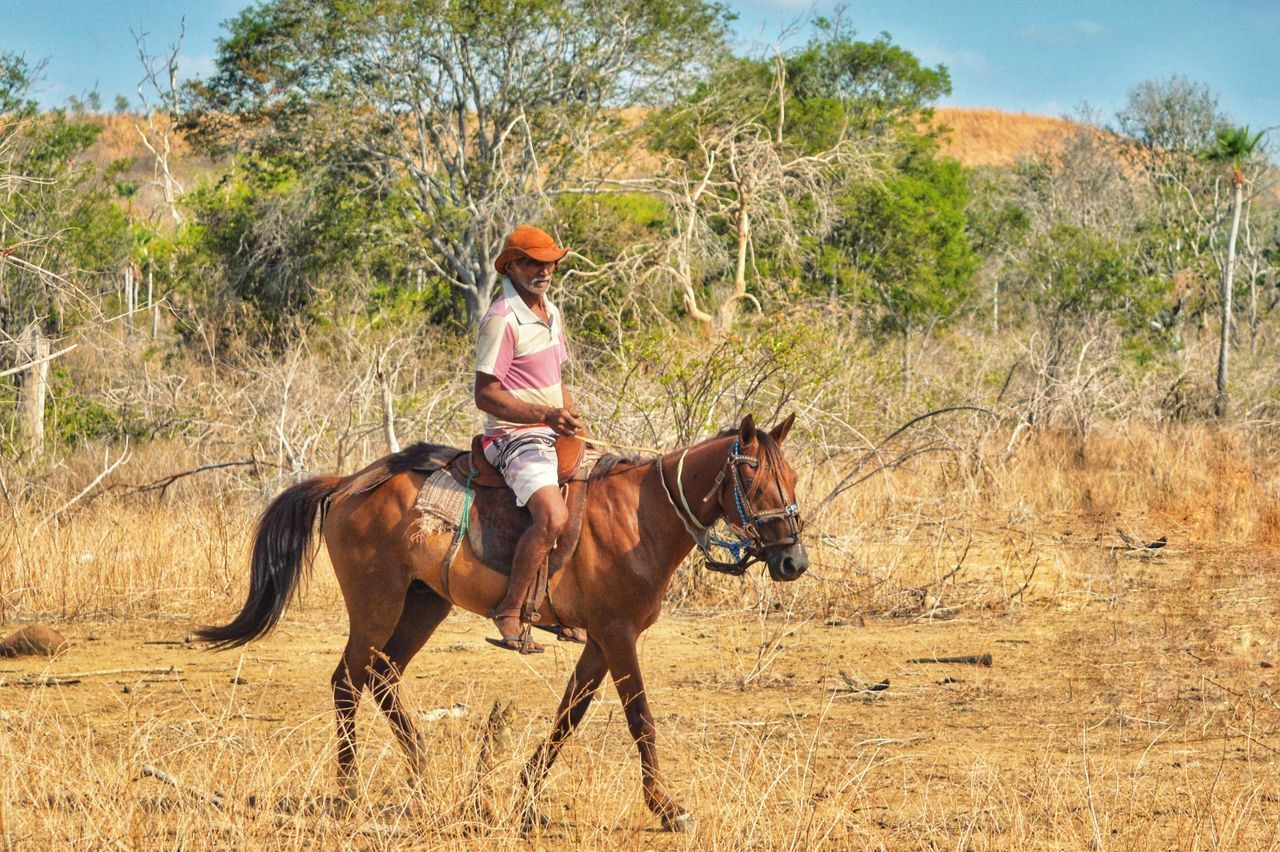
left=475, top=372, right=584, bottom=436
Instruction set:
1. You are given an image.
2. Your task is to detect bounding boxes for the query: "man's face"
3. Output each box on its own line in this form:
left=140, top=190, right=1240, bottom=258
left=508, top=257, right=557, bottom=298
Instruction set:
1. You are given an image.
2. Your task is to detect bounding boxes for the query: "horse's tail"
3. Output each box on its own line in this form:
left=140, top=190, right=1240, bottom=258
left=196, top=475, right=342, bottom=649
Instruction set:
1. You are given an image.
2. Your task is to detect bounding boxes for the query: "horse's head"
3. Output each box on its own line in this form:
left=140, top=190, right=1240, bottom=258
left=723, top=414, right=808, bottom=582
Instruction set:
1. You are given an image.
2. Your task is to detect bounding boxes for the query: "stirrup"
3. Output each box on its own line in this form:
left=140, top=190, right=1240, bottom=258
left=487, top=612, right=544, bottom=654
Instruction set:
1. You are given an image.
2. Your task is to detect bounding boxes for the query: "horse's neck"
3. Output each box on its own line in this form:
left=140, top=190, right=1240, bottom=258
left=580, top=437, right=731, bottom=596
left=634, top=436, right=731, bottom=581
left=665, top=436, right=731, bottom=530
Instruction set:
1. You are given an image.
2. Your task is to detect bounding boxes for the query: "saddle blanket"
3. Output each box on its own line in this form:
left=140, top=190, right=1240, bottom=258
left=414, top=468, right=470, bottom=535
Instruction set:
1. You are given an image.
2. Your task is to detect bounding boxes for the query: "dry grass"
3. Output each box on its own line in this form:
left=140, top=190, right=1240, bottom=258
left=927, top=107, right=1093, bottom=167
left=4, top=308, right=1280, bottom=847
left=4, top=418, right=1280, bottom=847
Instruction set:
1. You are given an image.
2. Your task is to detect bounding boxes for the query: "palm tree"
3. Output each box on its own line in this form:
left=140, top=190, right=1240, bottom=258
left=1205, top=125, right=1263, bottom=418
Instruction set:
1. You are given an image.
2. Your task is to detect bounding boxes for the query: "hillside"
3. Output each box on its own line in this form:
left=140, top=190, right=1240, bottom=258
left=928, top=106, right=1093, bottom=167
left=78, top=107, right=1098, bottom=223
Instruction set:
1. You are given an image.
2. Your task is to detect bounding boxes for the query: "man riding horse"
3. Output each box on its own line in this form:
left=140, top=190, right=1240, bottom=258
left=474, top=225, right=587, bottom=652
left=198, top=224, right=810, bottom=830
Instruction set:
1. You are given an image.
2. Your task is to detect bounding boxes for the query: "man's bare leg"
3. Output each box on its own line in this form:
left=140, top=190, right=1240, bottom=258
left=491, top=485, right=568, bottom=653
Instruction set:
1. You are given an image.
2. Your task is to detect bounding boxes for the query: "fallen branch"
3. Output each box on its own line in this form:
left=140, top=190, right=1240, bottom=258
left=111, top=458, right=263, bottom=498
left=908, top=654, right=993, bottom=667
left=141, top=763, right=225, bottom=809
left=0, top=676, right=81, bottom=687
left=833, top=670, right=890, bottom=695
left=52, top=666, right=180, bottom=679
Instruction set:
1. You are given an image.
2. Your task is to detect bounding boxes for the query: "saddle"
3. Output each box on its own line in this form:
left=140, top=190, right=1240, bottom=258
left=438, top=435, right=593, bottom=601
left=449, top=434, right=587, bottom=489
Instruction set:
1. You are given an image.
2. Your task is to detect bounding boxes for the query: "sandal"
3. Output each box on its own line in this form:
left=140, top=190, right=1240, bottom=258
left=487, top=612, right=544, bottom=654
left=533, top=624, right=589, bottom=644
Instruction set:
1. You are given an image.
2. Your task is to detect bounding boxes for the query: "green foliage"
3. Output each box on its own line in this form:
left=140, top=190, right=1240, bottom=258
left=44, top=367, right=147, bottom=449
left=1203, top=125, right=1265, bottom=173
left=827, top=144, right=977, bottom=335
left=628, top=322, right=834, bottom=445
left=0, top=110, right=138, bottom=337
left=182, top=0, right=734, bottom=325
left=176, top=151, right=453, bottom=343
left=0, top=52, right=41, bottom=116
left=1019, top=225, right=1163, bottom=336
left=655, top=25, right=949, bottom=156
left=965, top=169, right=1032, bottom=258
left=786, top=24, right=951, bottom=143
left=551, top=192, right=670, bottom=343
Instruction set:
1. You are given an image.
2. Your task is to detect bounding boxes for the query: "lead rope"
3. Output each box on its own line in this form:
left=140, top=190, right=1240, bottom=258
left=657, top=454, right=711, bottom=545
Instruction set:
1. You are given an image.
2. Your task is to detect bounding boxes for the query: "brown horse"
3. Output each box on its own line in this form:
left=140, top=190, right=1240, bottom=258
left=197, top=413, right=807, bottom=831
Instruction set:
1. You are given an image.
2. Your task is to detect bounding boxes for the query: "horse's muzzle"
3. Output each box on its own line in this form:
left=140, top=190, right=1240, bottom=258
left=765, top=541, right=808, bottom=581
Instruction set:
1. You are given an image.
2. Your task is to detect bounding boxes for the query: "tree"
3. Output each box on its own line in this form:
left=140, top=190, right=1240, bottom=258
left=830, top=142, right=976, bottom=383
left=785, top=20, right=950, bottom=139
left=1115, top=77, right=1228, bottom=331
left=1205, top=125, right=1264, bottom=417
left=183, top=0, right=731, bottom=325
left=1117, top=75, right=1222, bottom=157
left=1, top=53, right=137, bottom=454
left=642, top=24, right=944, bottom=332
left=645, top=53, right=876, bottom=331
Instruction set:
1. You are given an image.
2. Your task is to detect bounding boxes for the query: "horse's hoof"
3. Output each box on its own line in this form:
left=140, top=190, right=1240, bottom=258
left=520, top=806, right=550, bottom=834
left=328, top=793, right=359, bottom=818
left=662, top=812, right=697, bottom=833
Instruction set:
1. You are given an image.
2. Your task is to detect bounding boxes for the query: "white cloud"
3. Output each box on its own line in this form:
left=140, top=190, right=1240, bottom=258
left=1018, top=19, right=1106, bottom=45
left=916, top=46, right=991, bottom=74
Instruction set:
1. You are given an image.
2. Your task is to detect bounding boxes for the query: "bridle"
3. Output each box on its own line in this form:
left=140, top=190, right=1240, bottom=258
left=658, top=436, right=804, bottom=575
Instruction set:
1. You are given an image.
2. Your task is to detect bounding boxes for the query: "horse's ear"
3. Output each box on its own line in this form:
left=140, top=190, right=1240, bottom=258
left=738, top=413, right=756, bottom=445
left=770, top=413, right=796, bottom=444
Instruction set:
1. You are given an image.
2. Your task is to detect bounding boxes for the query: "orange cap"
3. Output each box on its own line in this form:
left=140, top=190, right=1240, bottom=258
left=494, top=225, right=569, bottom=276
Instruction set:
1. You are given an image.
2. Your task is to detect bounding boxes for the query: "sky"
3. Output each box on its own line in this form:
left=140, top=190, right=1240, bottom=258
left=3, top=0, right=1278, bottom=135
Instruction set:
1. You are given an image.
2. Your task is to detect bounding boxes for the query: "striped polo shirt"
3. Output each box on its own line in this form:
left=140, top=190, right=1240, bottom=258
left=475, top=276, right=569, bottom=438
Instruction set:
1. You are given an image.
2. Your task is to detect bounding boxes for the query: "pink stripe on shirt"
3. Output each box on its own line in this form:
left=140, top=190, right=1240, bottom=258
left=502, top=343, right=562, bottom=389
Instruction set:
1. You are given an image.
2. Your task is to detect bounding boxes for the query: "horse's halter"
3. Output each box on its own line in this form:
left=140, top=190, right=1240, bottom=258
left=659, top=436, right=805, bottom=575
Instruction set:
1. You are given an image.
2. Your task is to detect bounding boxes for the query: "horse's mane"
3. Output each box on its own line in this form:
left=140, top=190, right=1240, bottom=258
left=587, top=427, right=787, bottom=490
left=588, top=452, right=653, bottom=481
left=332, top=441, right=462, bottom=501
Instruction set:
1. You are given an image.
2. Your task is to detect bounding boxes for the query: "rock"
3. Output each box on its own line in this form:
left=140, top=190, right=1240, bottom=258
left=0, top=624, right=69, bottom=658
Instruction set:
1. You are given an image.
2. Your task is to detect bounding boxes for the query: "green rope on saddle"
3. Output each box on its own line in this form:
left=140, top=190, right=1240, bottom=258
left=458, top=469, right=478, bottom=539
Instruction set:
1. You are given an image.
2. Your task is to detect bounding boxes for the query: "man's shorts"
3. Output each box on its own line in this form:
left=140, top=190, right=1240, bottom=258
left=483, top=428, right=559, bottom=507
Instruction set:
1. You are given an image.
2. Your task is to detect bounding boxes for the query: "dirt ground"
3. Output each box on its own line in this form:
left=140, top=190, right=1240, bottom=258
left=3, top=542, right=1280, bottom=848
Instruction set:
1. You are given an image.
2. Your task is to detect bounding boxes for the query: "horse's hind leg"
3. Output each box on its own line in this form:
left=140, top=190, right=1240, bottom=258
left=369, top=582, right=452, bottom=780
left=522, top=639, right=607, bottom=791
left=332, top=588, right=407, bottom=801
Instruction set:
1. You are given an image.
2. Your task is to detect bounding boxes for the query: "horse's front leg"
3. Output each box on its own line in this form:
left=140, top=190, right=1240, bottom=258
left=599, top=630, right=693, bottom=832
left=524, top=639, right=608, bottom=788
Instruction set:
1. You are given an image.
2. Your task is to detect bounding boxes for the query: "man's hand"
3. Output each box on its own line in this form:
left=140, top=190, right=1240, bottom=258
left=543, top=407, right=586, bottom=437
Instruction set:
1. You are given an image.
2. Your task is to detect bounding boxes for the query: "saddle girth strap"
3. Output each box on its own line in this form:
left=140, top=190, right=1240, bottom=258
left=438, top=469, right=478, bottom=606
